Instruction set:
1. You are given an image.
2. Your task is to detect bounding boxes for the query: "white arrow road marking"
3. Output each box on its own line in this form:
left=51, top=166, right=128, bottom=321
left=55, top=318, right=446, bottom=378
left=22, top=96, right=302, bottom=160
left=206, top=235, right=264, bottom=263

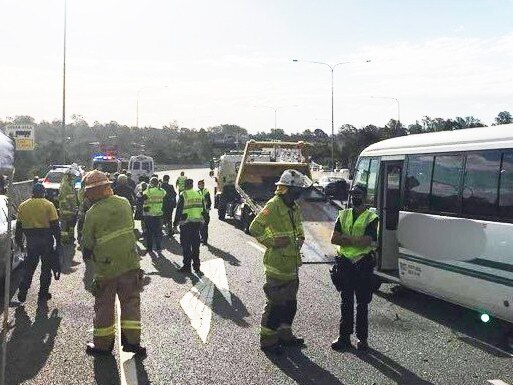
left=116, top=296, right=138, bottom=385
left=248, top=241, right=266, bottom=253
left=488, top=380, right=511, bottom=385
left=180, top=258, right=232, bottom=343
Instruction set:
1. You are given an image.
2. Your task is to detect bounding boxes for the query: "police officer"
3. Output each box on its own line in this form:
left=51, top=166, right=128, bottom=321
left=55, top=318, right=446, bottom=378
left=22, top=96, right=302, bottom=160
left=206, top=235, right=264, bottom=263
left=330, top=185, right=378, bottom=352
left=173, top=179, right=204, bottom=274
left=142, top=177, right=166, bottom=252
left=249, top=169, right=311, bottom=354
left=58, top=168, right=78, bottom=244
left=160, top=175, right=177, bottom=235
left=197, top=179, right=211, bottom=245
left=15, top=183, right=61, bottom=303
left=81, top=170, right=146, bottom=356
left=175, top=171, right=187, bottom=194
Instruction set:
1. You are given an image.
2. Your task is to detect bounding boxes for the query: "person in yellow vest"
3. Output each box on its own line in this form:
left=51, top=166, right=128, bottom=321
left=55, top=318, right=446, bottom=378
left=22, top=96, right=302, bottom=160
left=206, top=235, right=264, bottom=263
left=197, top=179, right=211, bottom=245
left=330, top=184, right=378, bottom=352
left=81, top=170, right=146, bottom=356
left=249, top=169, right=312, bottom=354
left=142, top=177, right=166, bottom=252
left=58, top=168, right=78, bottom=244
left=175, top=171, right=187, bottom=194
left=15, top=183, right=61, bottom=303
left=173, top=178, right=205, bottom=274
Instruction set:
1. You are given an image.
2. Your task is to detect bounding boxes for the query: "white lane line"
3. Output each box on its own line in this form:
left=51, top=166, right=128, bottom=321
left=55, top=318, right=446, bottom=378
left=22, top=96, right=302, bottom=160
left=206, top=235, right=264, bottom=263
left=488, top=380, right=511, bottom=385
left=116, top=296, right=138, bottom=385
left=248, top=241, right=265, bottom=253
left=180, top=258, right=231, bottom=343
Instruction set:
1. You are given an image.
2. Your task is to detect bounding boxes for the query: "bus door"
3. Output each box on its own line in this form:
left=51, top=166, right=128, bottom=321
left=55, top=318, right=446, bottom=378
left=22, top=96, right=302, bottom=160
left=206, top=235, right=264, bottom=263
left=378, top=160, right=403, bottom=271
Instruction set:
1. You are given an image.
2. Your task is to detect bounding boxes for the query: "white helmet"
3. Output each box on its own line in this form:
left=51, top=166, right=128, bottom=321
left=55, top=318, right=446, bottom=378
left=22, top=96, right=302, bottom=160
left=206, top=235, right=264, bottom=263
left=275, top=169, right=312, bottom=188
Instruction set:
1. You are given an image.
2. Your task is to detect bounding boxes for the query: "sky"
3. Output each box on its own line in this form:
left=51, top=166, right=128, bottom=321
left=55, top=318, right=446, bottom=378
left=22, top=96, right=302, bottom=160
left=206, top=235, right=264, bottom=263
left=1, top=0, right=513, bottom=133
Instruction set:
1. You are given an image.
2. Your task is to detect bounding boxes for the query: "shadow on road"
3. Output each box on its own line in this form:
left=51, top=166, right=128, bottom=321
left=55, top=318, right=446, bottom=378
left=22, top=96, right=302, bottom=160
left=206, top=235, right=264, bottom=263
left=376, top=285, right=512, bottom=356
left=162, top=234, right=183, bottom=256
left=135, top=356, right=152, bottom=385
left=60, top=243, right=80, bottom=275
left=352, top=348, right=435, bottom=385
left=206, top=244, right=241, bottom=266
left=213, top=289, right=251, bottom=327
left=5, top=303, right=61, bottom=385
left=147, top=251, right=186, bottom=284
left=93, top=355, right=120, bottom=385
left=266, top=347, right=345, bottom=385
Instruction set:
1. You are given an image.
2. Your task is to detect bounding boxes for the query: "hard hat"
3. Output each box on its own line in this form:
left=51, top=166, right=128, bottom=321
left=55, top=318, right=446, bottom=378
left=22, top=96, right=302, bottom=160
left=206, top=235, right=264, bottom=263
left=150, top=177, right=159, bottom=186
left=275, top=169, right=312, bottom=188
left=117, top=174, right=128, bottom=183
left=84, top=170, right=111, bottom=190
left=66, top=163, right=79, bottom=175
left=349, top=184, right=367, bottom=196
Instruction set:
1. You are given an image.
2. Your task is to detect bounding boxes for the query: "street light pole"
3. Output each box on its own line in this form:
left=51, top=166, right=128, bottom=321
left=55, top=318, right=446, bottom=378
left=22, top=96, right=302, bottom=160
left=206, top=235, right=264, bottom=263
left=253, top=105, right=298, bottom=134
left=136, top=85, right=168, bottom=128
left=61, top=0, right=67, bottom=163
left=293, top=58, right=371, bottom=170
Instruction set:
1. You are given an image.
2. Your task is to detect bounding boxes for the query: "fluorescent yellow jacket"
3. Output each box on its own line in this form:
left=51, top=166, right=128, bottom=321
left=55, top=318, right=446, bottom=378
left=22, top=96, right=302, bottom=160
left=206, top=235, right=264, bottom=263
left=249, top=195, right=304, bottom=281
left=336, top=208, right=378, bottom=261
left=82, top=195, right=139, bottom=279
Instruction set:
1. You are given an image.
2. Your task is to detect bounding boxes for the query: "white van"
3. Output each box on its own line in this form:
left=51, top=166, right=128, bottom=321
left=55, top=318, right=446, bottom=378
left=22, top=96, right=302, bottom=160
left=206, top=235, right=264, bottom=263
left=128, top=155, right=155, bottom=181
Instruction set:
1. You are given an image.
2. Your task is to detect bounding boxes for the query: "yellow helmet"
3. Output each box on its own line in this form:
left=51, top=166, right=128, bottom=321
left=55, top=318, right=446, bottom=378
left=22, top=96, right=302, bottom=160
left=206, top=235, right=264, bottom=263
left=84, top=170, right=111, bottom=190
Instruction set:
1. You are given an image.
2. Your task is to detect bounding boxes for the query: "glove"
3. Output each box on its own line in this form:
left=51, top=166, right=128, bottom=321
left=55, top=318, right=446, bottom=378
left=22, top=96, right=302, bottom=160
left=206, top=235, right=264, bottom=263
left=51, top=245, right=62, bottom=280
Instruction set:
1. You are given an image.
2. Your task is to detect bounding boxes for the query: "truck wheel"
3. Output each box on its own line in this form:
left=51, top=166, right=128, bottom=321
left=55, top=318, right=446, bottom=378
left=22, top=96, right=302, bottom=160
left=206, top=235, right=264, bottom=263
left=218, top=207, right=226, bottom=220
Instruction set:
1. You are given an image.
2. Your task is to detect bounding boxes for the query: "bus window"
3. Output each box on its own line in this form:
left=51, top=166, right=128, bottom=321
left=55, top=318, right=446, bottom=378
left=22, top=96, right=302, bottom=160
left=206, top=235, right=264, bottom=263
left=354, top=158, right=370, bottom=188
left=404, top=155, right=434, bottom=211
left=430, top=155, right=464, bottom=214
left=142, top=162, right=151, bottom=171
left=499, top=151, right=513, bottom=220
left=366, top=158, right=379, bottom=206
left=132, top=161, right=141, bottom=170
left=462, top=151, right=501, bottom=217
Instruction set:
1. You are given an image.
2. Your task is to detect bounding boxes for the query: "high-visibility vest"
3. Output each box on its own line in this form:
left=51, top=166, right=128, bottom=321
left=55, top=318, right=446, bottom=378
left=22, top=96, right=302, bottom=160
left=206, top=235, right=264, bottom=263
left=176, top=176, right=187, bottom=192
left=198, top=188, right=210, bottom=209
left=181, top=189, right=204, bottom=224
left=58, top=177, right=77, bottom=215
left=249, top=195, right=304, bottom=281
left=336, top=208, right=378, bottom=261
left=143, top=187, right=166, bottom=216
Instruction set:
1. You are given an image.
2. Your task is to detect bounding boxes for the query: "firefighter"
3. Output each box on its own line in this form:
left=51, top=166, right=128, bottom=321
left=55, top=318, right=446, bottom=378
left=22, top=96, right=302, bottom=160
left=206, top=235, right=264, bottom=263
left=142, top=177, right=166, bottom=252
left=173, top=178, right=204, bottom=274
left=175, top=171, right=187, bottom=194
left=197, top=179, right=211, bottom=245
left=249, top=169, right=311, bottom=354
left=58, top=168, right=78, bottom=244
left=15, top=183, right=61, bottom=303
left=81, top=170, right=146, bottom=356
left=330, top=184, right=378, bottom=352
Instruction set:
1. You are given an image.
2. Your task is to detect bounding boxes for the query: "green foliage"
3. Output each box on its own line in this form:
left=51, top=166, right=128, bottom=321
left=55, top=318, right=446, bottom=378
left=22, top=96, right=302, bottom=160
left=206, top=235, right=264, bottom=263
left=494, top=111, right=512, bottom=125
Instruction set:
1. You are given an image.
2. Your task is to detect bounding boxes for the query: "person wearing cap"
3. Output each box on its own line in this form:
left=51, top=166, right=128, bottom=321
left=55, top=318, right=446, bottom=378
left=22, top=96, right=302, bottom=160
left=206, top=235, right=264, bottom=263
left=81, top=170, right=146, bottom=356
left=15, top=183, right=61, bottom=303
left=175, top=171, right=187, bottom=194
left=330, top=184, right=378, bottom=352
left=58, top=168, right=79, bottom=244
left=160, top=175, right=177, bottom=235
left=197, top=179, right=211, bottom=245
left=173, top=178, right=205, bottom=274
left=114, top=174, right=135, bottom=208
left=249, top=169, right=311, bottom=354
left=142, top=177, right=166, bottom=252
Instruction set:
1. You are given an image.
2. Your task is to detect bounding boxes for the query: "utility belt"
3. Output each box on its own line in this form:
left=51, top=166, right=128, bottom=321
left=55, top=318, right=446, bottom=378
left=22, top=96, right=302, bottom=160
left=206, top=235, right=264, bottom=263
left=330, top=253, right=375, bottom=292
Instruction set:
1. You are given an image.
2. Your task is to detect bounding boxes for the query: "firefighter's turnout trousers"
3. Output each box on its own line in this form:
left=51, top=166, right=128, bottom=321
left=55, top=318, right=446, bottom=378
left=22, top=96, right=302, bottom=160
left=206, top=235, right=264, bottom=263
left=260, top=276, right=299, bottom=347
left=93, top=269, right=142, bottom=350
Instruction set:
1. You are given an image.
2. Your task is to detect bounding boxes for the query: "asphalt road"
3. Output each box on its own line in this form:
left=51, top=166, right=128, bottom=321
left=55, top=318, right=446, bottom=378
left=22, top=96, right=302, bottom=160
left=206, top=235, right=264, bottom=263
left=2, top=167, right=513, bottom=385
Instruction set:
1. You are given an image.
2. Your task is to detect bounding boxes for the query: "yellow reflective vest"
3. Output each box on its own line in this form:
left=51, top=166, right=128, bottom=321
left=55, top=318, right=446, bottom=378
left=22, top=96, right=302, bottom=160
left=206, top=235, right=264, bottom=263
left=82, top=195, right=140, bottom=279
left=181, top=189, right=204, bottom=224
left=58, top=177, right=77, bottom=216
left=336, top=208, right=378, bottom=261
left=143, top=186, right=166, bottom=216
left=249, top=195, right=304, bottom=281
left=176, top=176, right=187, bottom=193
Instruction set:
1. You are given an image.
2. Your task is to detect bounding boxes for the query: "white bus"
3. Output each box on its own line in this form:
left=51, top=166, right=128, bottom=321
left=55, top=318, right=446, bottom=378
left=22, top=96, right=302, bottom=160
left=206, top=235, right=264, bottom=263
left=128, top=154, right=154, bottom=182
left=353, top=124, right=513, bottom=324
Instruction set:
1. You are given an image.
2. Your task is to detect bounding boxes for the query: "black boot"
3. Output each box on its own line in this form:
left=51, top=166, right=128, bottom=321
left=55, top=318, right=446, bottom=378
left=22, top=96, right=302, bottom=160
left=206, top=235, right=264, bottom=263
left=331, top=336, right=352, bottom=351
left=86, top=342, right=112, bottom=356
left=38, top=292, right=52, bottom=302
left=123, top=343, right=147, bottom=356
left=17, top=289, right=27, bottom=303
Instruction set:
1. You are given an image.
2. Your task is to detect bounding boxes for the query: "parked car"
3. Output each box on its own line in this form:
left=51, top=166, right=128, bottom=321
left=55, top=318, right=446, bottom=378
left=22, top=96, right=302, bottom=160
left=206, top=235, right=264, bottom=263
left=0, top=195, right=25, bottom=279
left=317, top=176, right=349, bottom=201
left=42, top=165, right=83, bottom=204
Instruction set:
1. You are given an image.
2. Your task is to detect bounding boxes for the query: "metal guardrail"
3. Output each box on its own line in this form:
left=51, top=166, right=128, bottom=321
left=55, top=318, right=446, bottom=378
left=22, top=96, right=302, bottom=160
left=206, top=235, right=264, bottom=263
left=10, top=180, right=33, bottom=208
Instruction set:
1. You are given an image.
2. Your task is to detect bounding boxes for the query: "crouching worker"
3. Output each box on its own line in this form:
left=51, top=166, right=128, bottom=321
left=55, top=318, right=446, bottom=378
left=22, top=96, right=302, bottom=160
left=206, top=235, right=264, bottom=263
left=81, top=170, right=146, bottom=356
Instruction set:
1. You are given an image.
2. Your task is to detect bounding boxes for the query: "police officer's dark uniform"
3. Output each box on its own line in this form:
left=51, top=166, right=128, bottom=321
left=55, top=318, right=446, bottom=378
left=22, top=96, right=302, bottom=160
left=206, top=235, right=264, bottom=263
left=331, top=185, right=378, bottom=351
left=16, top=183, right=61, bottom=302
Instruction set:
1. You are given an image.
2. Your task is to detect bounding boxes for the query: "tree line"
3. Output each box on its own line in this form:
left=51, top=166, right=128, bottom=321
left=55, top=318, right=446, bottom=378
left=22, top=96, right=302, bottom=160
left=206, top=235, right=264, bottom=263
left=1, top=111, right=511, bottom=181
